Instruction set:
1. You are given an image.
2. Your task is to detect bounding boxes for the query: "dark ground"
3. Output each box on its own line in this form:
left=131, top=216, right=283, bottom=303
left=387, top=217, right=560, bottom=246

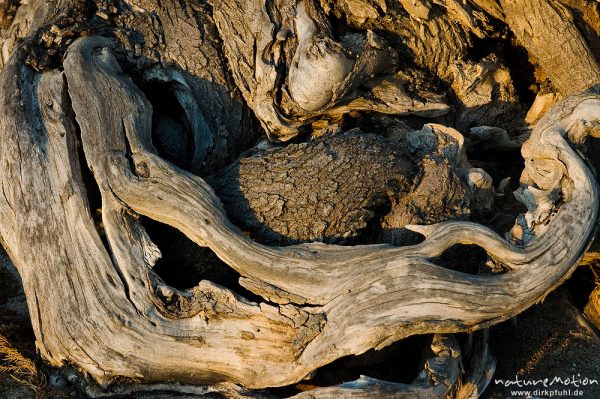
left=484, top=289, right=600, bottom=399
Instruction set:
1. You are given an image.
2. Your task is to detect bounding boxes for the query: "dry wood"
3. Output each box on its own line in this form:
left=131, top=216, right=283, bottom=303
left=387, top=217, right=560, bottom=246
left=1, top=0, right=600, bottom=397
left=454, top=331, right=495, bottom=399
left=211, top=0, right=449, bottom=141
left=0, top=32, right=598, bottom=392
left=500, top=0, right=600, bottom=95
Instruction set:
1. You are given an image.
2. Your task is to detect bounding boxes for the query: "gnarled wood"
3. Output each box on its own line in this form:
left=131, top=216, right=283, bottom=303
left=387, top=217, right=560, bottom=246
left=210, top=0, right=449, bottom=141
left=1, top=1, right=600, bottom=397
left=1, top=31, right=599, bottom=392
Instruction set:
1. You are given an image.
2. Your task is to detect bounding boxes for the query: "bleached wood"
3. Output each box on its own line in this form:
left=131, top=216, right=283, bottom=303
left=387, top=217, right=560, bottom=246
left=0, top=34, right=598, bottom=394
left=1, top=0, right=600, bottom=396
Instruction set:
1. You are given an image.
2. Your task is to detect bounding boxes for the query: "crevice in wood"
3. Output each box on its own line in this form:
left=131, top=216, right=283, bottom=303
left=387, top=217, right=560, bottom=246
left=501, top=41, right=539, bottom=108
left=565, top=265, right=598, bottom=312
left=141, top=216, right=263, bottom=304
left=62, top=73, right=109, bottom=252
left=139, top=80, right=196, bottom=171
left=430, top=244, right=490, bottom=275
left=466, top=35, right=538, bottom=108
left=269, top=334, right=429, bottom=397
left=468, top=149, right=523, bottom=193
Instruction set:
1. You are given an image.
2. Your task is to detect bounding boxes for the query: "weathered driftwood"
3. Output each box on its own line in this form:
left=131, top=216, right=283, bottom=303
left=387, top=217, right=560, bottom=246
left=1, top=31, right=599, bottom=394
left=210, top=0, right=450, bottom=141
left=1, top=0, right=600, bottom=397
left=83, top=334, right=466, bottom=398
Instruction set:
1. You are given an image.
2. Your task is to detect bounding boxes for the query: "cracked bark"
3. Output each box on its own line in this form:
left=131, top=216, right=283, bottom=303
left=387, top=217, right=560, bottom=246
left=207, top=132, right=471, bottom=246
